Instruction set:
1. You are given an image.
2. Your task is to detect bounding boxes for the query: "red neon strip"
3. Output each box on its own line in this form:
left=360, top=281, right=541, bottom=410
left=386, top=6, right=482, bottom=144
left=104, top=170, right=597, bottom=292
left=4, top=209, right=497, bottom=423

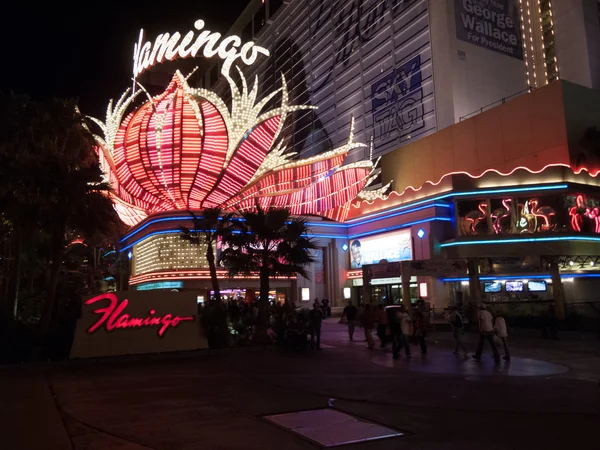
left=349, top=163, right=600, bottom=216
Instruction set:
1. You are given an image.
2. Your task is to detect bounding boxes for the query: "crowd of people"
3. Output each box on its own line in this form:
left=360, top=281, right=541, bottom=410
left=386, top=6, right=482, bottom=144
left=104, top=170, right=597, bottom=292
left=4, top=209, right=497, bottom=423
left=272, top=298, right=331, bottom=351
left=341, top=298, right=430, bottom=359
left=341, top=300, right=512, bottom=363
left=210, top=295, right=514, bottom=363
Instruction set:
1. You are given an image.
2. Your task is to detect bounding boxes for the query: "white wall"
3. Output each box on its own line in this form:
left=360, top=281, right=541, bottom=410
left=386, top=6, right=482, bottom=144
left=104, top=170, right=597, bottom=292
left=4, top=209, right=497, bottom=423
left=430, top=0, right=528, bottom=126
left=553, top=0, right=595, bottom=88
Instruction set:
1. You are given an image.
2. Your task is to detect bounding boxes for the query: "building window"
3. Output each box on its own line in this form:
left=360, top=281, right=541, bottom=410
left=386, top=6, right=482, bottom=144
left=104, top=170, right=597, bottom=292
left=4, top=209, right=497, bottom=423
left=540, top=0, right=559, bottom=82
left=253, top=3, right=267, bottom=37
left=269, top=0, right=284, bottom=18
left=241, top=21, right=253, bottom=42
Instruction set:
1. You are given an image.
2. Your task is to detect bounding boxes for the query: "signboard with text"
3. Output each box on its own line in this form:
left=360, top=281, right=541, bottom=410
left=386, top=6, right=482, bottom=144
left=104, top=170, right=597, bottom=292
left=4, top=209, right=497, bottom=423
left=230, top=0, right=436, bottom=160
left=70, top=291, right=207, bottom=359
left=455, top=0, right=523, bottom=60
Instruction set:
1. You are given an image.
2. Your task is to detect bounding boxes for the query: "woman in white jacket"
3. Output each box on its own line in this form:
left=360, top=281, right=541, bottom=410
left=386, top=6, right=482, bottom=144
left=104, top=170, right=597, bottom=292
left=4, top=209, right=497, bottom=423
left=494, top=316, right=510, bottom=361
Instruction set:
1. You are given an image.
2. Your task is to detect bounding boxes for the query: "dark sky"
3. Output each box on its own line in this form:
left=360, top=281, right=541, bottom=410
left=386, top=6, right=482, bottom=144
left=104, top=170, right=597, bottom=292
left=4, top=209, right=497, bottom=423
left=1, top=1, right=250, bottom=117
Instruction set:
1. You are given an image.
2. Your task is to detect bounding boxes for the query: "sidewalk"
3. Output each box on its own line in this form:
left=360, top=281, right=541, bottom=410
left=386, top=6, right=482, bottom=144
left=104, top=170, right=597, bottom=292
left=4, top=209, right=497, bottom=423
left=0, top=320, right=598, bottom=450
left=0, top=368, right=71, bottom=450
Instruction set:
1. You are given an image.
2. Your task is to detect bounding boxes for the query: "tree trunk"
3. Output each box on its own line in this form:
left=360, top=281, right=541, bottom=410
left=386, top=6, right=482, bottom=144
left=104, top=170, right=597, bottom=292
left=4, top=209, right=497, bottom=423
left=255, top=262, right=271, bottom=344
left=40, top=228, right=65, bottom=337
left=11, top=233, right=22, bottom=319
left=206, top=241, right=221, bottom=305
left=3, top=230, right=22, bottom=319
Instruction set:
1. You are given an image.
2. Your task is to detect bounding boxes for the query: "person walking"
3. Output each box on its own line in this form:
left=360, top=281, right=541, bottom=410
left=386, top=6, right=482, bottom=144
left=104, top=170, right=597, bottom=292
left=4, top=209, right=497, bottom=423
left=342, top=301, right=359, bottom=341
left=396, top=305, right=412, bottom=359
left=388, top=307, right=402, bottom=359
left=494, top=315, right=510, bottom=360
left=473, top=304, right=501, bottom=363
left=449, top=306, right=469, bottom=356
left=361, top=304, right=376, bottom=350
left=376, top=304, right=389, bottom=347
left=308, top=302, right=323, bottom=350
left=415, top=301, right=429, bottom=355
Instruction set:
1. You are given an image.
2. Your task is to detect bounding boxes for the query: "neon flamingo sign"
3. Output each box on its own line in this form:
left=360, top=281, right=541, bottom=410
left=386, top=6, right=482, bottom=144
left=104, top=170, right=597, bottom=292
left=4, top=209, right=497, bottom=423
left=132, top=19, right=270, bottom=80
left=86, top=294, right=194, bottom=337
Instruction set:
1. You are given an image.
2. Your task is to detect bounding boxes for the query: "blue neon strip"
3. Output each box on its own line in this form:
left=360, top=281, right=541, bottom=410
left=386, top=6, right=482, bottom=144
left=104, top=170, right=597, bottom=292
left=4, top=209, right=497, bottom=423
left=345, top=183, right=568, bottom=224
left=121, top=203, right=450, bottom=245
left=123, top=203, right=448, bottom=242
left=441, top=235, right=600, bottom=248
left=120, top=184, right=568, bottom=244
left=442, top=273, right=600, bottom=282
left=305, top=222, right=349, bottom=228
left=453, top=184, right=568, bottom=197
left=121, top=216, right=192, bottom=242
left=120, top=217, right=453, bottom=252
left=348, top=217, right=452, bottom=240
left=348, top=203, right=451, bottom=228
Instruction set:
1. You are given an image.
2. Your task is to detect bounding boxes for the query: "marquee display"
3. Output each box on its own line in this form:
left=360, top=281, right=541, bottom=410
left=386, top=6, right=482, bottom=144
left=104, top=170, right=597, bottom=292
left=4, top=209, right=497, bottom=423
left=91, top=25, right=385, bottom=226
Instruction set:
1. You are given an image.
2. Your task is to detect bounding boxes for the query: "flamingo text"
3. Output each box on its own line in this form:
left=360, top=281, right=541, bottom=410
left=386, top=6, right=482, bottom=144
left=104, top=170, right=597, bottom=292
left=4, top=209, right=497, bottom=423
left=86, top=294, right=194, bottom=337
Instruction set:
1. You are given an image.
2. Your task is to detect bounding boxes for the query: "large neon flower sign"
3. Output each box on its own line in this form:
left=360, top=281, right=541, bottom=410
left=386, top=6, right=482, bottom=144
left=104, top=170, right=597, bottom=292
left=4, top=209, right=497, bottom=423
left=90, top=67, right=383, bottom=227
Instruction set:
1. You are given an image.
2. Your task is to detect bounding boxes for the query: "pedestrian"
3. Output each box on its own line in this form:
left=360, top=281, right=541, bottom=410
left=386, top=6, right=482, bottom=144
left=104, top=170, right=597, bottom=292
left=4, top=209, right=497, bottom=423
left=473, top=304, right=501, bottom=363
left=449, top=306, right=468, bottom=356
left=342, top=301, right=358, bottom=341
left=494, top=315, right=510, bottom=361
left=321, top=298, right=329, bottom=318
left=308, top=302, right=323, bottom=350
left=547, top=304, right=559, bottom=340
left=395, top=305, right=412, bottom=359
left=360, top=304, right=376, bottom=350
left=415, top=301, right=429, bottom=355
left=376, top=304, right=389, bottom=347
left=288, top=313, right=307, bottom=352
left=388, top=307, right=401, bottom=359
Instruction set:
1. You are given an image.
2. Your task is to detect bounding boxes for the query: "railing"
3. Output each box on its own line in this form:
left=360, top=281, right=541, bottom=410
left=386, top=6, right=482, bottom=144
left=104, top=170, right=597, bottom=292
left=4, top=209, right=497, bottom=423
left=459, top=87, right=535, bottom=122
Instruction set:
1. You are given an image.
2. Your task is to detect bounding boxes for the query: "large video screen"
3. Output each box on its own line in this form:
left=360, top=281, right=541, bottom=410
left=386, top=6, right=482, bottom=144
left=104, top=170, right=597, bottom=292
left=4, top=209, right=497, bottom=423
left=528, top=281, right=547, bottom=292
left=505, top=281, right=524, bottom=292
left=484, top=282, right=502, bottom=293
left=350, top=229, right=412, bottom=269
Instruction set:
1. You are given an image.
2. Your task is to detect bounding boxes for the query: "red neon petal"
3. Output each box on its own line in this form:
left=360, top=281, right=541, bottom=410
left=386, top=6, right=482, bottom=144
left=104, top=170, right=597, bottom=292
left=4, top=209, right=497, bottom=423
left=203, top=116, right=281, bottom=208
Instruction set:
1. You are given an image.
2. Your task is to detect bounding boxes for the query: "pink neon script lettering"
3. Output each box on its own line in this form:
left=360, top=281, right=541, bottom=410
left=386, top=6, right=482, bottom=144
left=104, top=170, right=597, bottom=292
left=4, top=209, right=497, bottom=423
left=86, top=294, right=194, bottom=337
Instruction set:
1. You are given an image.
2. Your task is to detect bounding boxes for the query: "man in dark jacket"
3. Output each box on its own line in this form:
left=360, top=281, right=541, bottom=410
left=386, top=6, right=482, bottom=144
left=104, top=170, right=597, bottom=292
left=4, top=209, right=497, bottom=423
left=308, top=302, right=324, bottom=350
left=342, top=301, right=359, bottom=341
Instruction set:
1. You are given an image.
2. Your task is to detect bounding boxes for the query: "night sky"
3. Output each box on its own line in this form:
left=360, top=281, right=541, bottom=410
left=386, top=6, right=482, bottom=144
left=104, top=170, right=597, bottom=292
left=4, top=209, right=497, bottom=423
left=1, top=1, right=251, bottom=117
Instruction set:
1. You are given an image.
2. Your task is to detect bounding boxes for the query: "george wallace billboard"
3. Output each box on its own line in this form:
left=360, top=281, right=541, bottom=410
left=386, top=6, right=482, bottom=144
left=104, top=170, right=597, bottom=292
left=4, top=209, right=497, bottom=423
left=454, top=0, right=523, bottom=60
left=235, top=0, right=436, bottom=161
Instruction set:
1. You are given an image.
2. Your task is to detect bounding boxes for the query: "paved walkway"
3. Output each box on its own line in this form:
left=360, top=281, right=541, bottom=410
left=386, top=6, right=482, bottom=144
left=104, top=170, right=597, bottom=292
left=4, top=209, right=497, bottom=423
left=1, top=320, right=599, bottom=449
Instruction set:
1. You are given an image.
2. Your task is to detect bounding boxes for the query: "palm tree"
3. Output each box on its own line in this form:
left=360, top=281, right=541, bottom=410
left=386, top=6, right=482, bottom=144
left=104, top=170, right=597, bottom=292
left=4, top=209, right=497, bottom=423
left=219, top=206, right=316, bottom=342
left=179, top=208, right=233, bottom=305
left=0, top=94, right=122, bottom=333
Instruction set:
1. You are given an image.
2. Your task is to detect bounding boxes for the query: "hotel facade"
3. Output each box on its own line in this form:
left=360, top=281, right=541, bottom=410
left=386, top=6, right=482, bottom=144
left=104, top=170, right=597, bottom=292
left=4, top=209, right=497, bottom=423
left=113, top=0, right=600, bottom=321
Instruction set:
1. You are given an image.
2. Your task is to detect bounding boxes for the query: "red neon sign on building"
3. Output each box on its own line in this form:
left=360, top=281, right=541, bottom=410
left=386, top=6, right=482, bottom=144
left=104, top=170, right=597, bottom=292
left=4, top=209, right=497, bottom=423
left=86, top=293, right=194, bottom=337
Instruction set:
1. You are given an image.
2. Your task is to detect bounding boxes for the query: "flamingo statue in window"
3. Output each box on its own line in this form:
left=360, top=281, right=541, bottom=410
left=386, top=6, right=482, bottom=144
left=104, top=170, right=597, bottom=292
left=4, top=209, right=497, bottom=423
left=569, top=195, right=588, bottom=232
left=462, top=202, right=489, bottom=235
left=516, top=200, right=537, bottom=233
left=529, top=199, right=556, bottom=232
left=587, top=206, right=600, bottom=233
left=491, top=198, right=513, bottom=234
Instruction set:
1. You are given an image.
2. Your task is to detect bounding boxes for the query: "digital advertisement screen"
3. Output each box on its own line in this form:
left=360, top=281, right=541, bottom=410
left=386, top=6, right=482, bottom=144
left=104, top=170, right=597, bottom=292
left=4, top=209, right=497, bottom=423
left=505, top=281, right=524, bottom=292
left=528, top=281, right=547, bottom=292
left=484, top=282, right=502, bottom=293
left=350, top=229, right=412, bottom=269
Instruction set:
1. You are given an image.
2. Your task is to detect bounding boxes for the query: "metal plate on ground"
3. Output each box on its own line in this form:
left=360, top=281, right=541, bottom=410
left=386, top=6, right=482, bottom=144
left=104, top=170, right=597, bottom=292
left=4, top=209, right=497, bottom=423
left=263, top=408, right=403, bottom=447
